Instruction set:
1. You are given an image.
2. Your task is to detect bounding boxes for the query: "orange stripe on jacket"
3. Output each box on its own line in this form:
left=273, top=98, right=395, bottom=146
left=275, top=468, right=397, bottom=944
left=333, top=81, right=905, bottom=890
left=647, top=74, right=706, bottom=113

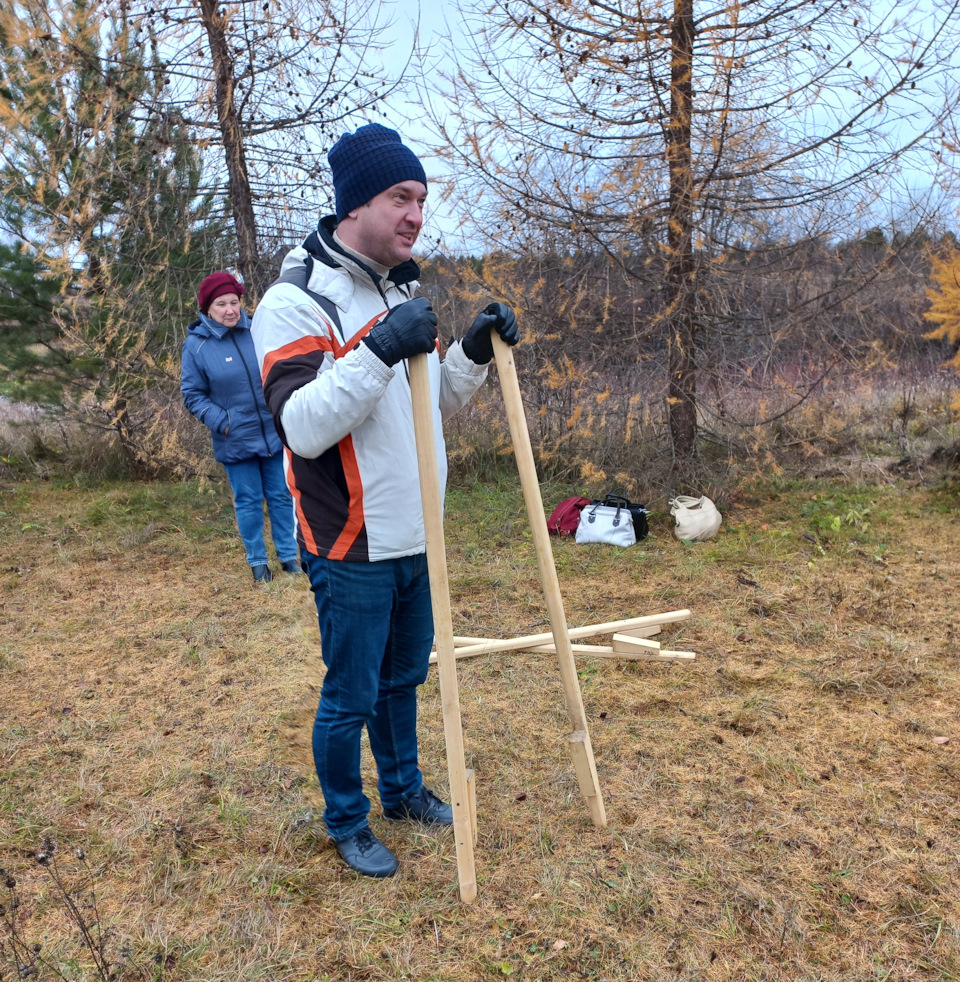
left=283, top=448, right=319, bottom=557
left=340, top=312, right=389, bottom=354
left=261, top=334, right=336, bottom=384
left=327, top=437, right=365, bottom=560
left=339, top=312, right=441, bottom=355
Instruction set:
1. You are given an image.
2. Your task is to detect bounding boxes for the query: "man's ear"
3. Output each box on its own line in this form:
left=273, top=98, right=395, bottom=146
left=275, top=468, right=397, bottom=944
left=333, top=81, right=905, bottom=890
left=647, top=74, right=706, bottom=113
left=343, top=201, right=371, bottom=222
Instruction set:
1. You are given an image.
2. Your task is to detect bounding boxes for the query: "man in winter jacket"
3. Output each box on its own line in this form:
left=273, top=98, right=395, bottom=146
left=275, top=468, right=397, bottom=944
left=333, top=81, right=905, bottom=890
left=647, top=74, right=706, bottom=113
left=252, top=123, right=518, bottom=877
left=181, top=272, right=300, bottom=582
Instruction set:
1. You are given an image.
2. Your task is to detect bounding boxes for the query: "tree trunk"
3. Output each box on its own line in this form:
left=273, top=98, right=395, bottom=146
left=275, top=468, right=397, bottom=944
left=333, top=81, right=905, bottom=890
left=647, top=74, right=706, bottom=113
left=664, top=0, right=699, bottom=481
left=198, top=0, right=268, bottom=301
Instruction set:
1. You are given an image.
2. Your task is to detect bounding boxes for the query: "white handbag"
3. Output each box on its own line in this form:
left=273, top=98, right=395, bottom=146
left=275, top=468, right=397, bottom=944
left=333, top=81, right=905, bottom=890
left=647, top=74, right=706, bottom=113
left=669, top=494, right=722, bottom=541
left=575, top=500, right=637, bottom=547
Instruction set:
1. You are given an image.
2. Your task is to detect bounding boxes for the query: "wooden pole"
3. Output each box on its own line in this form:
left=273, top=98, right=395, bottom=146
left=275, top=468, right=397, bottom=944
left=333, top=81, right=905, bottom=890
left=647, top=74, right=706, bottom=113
left=492, top=335, right=606, bottom=828
left=408, top=353, right=477, bottom=903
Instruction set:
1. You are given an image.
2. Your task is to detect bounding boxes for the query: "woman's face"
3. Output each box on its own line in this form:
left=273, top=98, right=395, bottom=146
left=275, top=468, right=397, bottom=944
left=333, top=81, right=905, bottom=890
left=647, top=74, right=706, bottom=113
left=208, top=293, right=242, bottom=327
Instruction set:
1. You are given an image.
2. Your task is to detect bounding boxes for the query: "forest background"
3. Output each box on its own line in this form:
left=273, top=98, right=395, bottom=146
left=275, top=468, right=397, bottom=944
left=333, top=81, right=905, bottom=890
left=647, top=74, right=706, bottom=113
left=1, top=0, right=960, bottom=490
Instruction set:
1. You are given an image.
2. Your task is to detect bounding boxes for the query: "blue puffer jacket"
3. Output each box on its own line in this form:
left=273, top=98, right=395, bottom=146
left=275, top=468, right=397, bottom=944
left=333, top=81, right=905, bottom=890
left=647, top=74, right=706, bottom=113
left=180, top=309, right=284, bottom=464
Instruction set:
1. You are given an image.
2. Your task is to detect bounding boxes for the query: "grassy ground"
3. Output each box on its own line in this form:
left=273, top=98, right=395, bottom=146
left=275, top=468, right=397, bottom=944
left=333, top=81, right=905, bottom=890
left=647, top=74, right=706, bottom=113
left=1, top=470, right=959, bottom=981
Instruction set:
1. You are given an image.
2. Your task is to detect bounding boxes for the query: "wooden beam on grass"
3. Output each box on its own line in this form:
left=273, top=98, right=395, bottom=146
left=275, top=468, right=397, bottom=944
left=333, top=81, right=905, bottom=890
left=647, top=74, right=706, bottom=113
left=409, top=353, right=477, bottom=904
left=447, top=610, right=691, bottom=660
left=430, top=631, right=696, bottom=663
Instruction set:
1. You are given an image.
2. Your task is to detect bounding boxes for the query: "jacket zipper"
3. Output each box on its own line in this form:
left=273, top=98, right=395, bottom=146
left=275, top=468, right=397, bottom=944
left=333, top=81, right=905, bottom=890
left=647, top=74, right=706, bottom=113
left=370, top=272, right=416, bottom=386
left=230, top=331, right=272, bottom=456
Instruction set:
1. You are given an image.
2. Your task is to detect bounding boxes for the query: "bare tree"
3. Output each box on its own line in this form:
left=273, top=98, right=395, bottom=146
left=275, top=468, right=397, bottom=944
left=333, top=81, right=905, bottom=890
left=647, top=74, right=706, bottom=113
left=126, top=0, right=415, bottom=299
left=431, top=0, right=960, bottom=481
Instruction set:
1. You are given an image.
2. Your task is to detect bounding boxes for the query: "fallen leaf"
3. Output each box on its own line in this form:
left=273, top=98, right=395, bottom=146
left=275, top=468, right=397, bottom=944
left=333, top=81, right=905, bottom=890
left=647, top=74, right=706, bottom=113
left=932, top=736, right=950, bottom=745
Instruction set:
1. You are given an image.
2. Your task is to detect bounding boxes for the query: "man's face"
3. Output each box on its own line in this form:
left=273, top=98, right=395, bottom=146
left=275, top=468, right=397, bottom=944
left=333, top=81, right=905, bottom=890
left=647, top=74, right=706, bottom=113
left=342, top=180, right=427, bottom=268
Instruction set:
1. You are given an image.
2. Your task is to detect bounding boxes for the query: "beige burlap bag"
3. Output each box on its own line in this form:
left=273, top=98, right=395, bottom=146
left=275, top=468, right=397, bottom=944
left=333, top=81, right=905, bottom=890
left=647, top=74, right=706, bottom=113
left=669, top=494, right=722, bottom=541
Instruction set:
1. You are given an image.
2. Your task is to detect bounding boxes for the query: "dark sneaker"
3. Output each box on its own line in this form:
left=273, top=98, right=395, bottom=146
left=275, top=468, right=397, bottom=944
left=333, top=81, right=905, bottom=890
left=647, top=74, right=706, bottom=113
left=334, top=827, right=398, bottom=878
left=252, top=564, right=272, bottom=582
left=383, top=785, right=453, bottom=826
left=280, top=559, right=303, bottom=574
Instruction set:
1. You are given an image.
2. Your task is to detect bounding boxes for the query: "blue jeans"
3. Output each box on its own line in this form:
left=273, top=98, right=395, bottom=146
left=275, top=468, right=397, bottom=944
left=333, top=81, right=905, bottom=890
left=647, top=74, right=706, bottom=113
left=302, top=550, right=434, bottom=841
left=223, top=455, right=299, bottom=568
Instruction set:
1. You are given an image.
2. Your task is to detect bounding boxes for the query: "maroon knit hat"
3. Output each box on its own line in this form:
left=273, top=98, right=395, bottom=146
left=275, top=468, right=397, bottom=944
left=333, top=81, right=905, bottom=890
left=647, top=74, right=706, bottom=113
left=198, top=272, right=244, bottom=314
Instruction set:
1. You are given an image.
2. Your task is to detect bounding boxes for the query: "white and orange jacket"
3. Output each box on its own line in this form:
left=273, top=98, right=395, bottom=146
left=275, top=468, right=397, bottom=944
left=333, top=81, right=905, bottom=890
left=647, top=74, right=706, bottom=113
left=251, top=219, right=487, bottom=562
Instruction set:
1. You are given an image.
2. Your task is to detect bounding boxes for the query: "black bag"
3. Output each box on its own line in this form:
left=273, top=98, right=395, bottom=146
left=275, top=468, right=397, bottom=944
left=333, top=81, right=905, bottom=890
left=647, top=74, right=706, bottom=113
left=592, top=487, right=649, bottom=540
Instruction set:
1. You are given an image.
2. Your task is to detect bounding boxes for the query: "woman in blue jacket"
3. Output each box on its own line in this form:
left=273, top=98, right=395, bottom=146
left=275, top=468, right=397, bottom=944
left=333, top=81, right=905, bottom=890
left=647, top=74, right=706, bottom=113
left=181, top=272, right=301, bottom=582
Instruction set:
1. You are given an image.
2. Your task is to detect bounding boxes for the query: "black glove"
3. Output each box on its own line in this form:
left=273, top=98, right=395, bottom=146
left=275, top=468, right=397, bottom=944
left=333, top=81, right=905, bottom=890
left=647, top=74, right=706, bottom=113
left=460, top=302, right=519, bottom=365
left=364, top=297, right=438, bottom=367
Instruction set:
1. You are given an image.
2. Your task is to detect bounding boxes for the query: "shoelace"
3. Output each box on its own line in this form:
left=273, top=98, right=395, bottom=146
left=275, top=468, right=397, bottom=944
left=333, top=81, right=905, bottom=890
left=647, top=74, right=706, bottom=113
left=354, top=827, right=379, bottom=854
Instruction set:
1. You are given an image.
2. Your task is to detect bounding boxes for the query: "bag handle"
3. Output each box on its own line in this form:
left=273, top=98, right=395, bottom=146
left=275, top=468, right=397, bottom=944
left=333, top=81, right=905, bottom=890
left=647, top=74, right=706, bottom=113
left=587, top=500, right=624, bottom=524
left=601, top=486, right=631, bottom=508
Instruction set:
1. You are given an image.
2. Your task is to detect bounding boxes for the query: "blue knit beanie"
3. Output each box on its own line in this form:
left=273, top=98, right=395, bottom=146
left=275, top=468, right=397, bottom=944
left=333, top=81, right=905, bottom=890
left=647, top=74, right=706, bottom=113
left=328, top=124, right=427, bottom=221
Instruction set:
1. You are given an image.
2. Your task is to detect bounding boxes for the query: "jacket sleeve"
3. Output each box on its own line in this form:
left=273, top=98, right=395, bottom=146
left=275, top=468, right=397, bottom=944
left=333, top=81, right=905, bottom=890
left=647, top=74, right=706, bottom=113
left=180, top=339, right=229, bottom=434
left=253, top=291, right=393, bottom=459
left=439, top=339, right=489, bottom=422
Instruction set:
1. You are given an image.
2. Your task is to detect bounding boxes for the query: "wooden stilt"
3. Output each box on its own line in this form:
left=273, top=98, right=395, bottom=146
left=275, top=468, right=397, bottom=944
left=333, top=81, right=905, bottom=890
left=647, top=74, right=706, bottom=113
left=465, top=768, right=478, bottom=846
left=408, top=354, right=477, bottom=903
left=492, top=335, right=606, bottom=829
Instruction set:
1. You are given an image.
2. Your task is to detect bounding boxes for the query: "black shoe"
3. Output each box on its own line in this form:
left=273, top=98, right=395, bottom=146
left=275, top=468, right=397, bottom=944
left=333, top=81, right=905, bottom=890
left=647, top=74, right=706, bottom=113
left=280, top=559, right=303, bottom=574
left=252, top=564, right=272, bottom=582
left=334, top=827, right=398, bottom=878
left=383, top=785, right=453, bottom=826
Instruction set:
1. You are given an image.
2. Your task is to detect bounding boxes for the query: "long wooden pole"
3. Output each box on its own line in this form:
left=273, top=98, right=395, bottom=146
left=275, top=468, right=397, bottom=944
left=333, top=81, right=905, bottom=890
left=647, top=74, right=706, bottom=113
left=408, top=353, right=477, bottom=903
left=492, top=335, right=606, bottom=828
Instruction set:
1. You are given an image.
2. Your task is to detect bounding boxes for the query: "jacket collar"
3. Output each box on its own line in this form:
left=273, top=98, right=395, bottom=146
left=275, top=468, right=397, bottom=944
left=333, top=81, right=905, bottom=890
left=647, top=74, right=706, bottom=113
left=188, top=308, right=252, bottom=339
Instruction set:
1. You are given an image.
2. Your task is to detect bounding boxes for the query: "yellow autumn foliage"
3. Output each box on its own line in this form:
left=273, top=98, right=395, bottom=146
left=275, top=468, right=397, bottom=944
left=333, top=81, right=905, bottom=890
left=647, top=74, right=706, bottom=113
left=924, top=245, right=960, bottom=412
left=924, top=246, right=960, bottom=368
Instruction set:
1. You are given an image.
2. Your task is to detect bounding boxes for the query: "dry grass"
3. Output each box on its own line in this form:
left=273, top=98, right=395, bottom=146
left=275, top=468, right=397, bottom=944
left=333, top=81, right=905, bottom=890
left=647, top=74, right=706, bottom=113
left=1, top=471, right=959, bottom=981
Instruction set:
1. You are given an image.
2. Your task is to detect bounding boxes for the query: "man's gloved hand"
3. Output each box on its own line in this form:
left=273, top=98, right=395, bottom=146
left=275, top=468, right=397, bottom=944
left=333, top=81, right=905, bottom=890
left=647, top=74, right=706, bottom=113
left=364, top=297, right=438, bottom=367
left=460, top=302, right=519, bottom=365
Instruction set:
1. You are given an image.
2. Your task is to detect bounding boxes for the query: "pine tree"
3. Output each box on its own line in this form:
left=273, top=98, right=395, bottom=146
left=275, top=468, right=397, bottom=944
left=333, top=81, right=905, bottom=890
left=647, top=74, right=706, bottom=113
left=0, top=0, right=229, bottom=470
